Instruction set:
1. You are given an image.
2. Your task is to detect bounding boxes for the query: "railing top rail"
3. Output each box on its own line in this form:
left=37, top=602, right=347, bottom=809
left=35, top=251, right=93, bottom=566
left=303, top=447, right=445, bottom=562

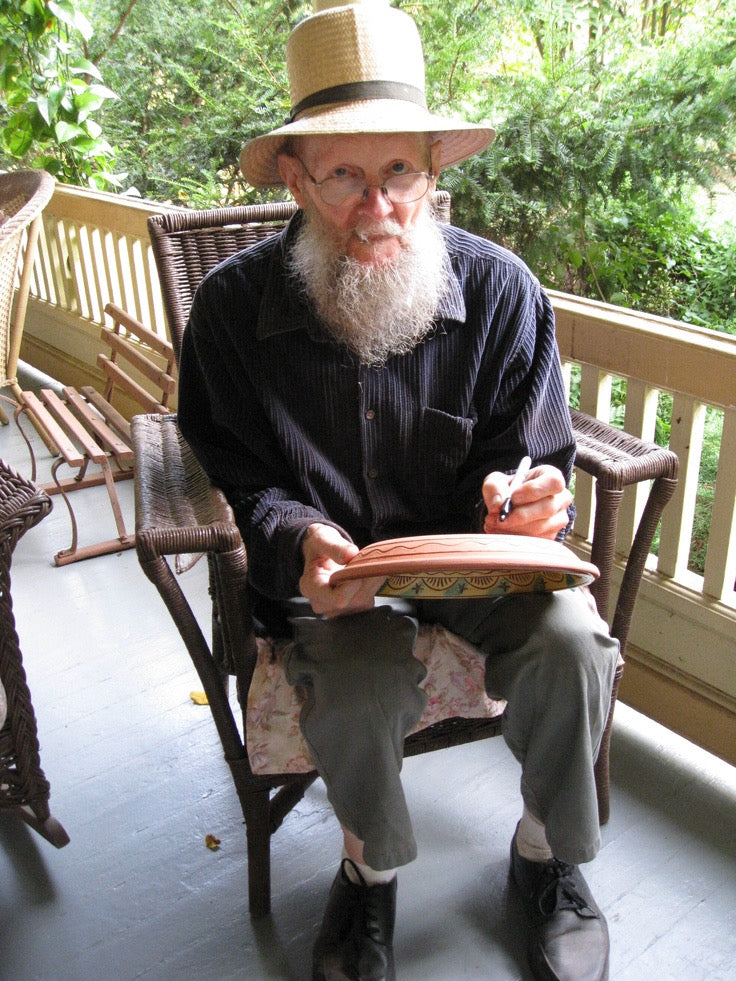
left=46, top=183, right=184, bottom=231
left=550, top=292, right=736, bottom=410
left=549, top=289, right=736, bottom=354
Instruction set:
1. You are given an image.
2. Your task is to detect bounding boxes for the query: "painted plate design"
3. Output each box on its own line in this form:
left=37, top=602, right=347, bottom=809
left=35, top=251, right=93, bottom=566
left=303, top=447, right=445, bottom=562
left=330, top=534, right=598, bottom=599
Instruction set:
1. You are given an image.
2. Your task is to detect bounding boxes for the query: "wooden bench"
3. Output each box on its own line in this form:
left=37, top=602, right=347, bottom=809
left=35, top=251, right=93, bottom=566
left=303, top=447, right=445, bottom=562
left=15, top=303, right=176, bottom=565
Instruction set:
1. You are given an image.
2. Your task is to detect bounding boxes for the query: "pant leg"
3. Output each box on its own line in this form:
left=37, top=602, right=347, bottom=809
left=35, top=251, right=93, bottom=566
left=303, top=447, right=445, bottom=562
left=283, top=605, right=427, bottom=870
left=417, top=588, right=619, bottom=865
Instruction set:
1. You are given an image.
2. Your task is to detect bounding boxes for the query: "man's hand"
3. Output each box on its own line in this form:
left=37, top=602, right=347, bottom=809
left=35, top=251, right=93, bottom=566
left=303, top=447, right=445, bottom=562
left=481, top=464, right=572, bottom=540
left=300, top=523, right=384, bottom=617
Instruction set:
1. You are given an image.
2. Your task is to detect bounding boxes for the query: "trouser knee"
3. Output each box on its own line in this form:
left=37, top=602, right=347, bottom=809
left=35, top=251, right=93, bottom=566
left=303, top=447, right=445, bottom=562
left=281, top=607, right=427, bottom=869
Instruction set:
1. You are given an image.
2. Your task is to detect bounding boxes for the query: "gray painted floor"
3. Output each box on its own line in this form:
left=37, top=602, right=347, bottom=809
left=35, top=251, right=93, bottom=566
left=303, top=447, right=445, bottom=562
left=1, top=376, right=735, bottom=980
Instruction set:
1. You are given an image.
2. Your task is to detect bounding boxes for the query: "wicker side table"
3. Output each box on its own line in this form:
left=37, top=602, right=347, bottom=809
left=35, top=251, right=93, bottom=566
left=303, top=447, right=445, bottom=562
left=0, top=460, right=69, bottom=846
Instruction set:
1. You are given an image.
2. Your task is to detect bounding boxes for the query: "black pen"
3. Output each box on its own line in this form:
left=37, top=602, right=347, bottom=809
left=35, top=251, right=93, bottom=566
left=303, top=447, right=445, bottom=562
left=499, top=455, right=532, bottom=522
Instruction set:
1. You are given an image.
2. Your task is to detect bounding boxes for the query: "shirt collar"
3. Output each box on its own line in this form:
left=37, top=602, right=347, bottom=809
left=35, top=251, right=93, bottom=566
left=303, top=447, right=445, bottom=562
left=256, top=212, right=467, bottom=340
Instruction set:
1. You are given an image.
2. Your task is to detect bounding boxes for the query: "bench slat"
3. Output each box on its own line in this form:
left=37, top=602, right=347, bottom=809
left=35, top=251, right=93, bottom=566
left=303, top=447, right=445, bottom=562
left=63, top=387, right=133, bottom=464
left=80, top=387, right=133, bottom=446
left=41, top=389, right=107, bottom=464
left=20, top=391, right=85, bottom=468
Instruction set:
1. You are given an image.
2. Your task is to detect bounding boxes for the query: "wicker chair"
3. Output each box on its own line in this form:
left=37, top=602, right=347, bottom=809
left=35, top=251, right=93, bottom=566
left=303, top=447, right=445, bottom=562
left=0, top=459, right=69, bottom=847
left=136, top=198, right=678, bottom=917
left=0, top=170, right=56, bottom=449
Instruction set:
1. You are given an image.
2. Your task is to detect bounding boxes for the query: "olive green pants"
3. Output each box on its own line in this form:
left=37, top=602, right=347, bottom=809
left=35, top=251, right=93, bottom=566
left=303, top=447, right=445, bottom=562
left=284, top=589, right=618, bottom=870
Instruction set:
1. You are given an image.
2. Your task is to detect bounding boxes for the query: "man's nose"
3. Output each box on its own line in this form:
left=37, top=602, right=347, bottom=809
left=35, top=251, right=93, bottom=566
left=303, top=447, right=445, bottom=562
left=359, top=184, right=393, bottom=216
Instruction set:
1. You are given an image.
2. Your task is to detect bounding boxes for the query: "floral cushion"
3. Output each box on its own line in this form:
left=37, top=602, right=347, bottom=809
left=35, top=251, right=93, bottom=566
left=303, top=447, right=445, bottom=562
left=245, top=624, right=505, bottom=775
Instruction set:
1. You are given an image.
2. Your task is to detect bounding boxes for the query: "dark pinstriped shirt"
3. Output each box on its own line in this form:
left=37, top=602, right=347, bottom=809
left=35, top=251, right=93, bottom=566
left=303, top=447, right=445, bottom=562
left=178, top=215, right=575, bottom=607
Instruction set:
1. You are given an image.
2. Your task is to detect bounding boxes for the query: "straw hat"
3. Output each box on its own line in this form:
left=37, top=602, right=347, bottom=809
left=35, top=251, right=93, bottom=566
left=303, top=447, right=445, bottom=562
left=240, top=0, right=495, bottom=187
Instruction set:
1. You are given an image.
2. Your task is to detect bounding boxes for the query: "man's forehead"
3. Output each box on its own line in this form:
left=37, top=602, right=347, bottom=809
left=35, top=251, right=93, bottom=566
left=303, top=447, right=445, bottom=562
left=298, top=132, right=430, bottom=167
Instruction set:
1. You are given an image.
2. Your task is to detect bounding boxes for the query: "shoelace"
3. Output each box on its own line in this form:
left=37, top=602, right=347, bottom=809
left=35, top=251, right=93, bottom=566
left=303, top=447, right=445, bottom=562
left=342, top=860, right=394, bottom=944
left=536, top=860, right=598, bottom=919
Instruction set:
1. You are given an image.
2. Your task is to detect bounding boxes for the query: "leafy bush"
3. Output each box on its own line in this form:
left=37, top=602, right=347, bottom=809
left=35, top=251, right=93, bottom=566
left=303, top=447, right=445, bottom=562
left=0, top=0, right=119, bottom=188
left=83, top=0, right=301, bottom=205
left=591, top=189, right=736, bottom=333
left=2, top=0, right=734, bottom=335
left=441, top=6, right=736, bottom=330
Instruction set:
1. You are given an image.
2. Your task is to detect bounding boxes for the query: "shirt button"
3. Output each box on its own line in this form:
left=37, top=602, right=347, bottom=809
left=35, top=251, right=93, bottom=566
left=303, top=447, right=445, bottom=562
left=367, top=468, right=378, bottom=479
left=365, top=409, right=375, bottom=420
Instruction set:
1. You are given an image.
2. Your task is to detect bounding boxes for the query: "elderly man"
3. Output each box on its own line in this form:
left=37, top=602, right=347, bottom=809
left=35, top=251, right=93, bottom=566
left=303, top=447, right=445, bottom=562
left=178, top=2, right=618, bottom=979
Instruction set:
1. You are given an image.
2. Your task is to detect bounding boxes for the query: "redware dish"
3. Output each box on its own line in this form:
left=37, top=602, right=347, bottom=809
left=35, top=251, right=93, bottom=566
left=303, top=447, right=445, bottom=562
left=330, top=533, right=599, bottom=599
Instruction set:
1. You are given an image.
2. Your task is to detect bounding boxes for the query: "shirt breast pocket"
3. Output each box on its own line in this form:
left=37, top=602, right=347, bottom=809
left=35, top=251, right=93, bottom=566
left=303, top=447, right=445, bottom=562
left=416, top=407, right=475, bottom=498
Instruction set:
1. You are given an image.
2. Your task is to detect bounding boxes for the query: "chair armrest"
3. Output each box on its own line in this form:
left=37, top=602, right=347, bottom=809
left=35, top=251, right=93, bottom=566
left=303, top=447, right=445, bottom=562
left=569, top=408, right=679, bottom=652
left=132, top=413, right=258, bottom=746
left=0, top=459, right=52, bottom=542
left=133, top=412, right=242, bottom=559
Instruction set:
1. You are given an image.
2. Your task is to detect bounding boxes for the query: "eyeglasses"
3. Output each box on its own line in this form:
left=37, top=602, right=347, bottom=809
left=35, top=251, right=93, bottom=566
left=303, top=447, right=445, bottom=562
left=297, top=159, right=434, bottom=208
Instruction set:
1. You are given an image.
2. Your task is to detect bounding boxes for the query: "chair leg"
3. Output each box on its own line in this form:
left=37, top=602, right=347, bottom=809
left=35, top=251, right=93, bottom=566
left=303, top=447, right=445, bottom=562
left=14, top=803, right=70, bottom=848
left=244, top=787, right=273, bottom=919
left=239, top=774, right=320, bottom=918
left=594, top=658, right=624, bottom=825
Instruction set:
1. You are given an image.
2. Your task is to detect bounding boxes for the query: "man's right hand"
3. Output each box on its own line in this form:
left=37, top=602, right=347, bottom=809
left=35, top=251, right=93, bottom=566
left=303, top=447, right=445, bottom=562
left=299, top=523, right=384, bottom=618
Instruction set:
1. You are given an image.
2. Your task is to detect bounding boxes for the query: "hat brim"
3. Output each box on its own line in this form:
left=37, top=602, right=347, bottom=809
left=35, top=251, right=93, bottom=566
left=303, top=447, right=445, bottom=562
left=240, top=99, right=495, bottom=187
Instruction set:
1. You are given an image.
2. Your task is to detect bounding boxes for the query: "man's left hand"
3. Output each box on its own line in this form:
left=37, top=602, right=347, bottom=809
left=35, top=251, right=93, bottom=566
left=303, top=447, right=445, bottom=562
left=300, top=522, right=385, bottom=618
left=481, top=464, right=572, bottom=540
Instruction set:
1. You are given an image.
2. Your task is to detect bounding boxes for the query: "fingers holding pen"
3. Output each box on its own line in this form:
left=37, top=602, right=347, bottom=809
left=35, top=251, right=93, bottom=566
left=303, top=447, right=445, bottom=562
left=482, top=464, right=572, bottom=539
left=499, top=454, right=531, bottom=521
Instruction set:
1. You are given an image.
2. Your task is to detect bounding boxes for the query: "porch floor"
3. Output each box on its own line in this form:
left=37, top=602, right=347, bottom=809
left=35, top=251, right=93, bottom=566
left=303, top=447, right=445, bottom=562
left=1, top=372, right=735, bottom=980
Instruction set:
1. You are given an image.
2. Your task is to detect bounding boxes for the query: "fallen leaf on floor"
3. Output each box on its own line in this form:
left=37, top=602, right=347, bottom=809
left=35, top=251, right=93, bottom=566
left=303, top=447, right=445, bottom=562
left=205, top=834, right=221, bottom=851
left=190, top=691, right=209, bottom=705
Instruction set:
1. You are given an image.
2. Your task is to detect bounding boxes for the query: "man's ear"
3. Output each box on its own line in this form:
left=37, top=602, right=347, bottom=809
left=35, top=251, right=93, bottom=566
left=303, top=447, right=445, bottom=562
left=429, top=139, right=443, bottom=184
left=278, top=153, right=308, bottom=208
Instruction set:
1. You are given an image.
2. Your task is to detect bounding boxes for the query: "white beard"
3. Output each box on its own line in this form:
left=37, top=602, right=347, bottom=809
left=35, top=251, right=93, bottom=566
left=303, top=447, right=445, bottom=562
left=287, top=201, right=451, bottom=365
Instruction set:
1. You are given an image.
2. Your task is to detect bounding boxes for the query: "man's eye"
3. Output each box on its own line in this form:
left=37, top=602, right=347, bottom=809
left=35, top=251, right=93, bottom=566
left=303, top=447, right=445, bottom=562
left=388, top=162, right=411, bottom=176
left=330, top=166, right=358, bottom=180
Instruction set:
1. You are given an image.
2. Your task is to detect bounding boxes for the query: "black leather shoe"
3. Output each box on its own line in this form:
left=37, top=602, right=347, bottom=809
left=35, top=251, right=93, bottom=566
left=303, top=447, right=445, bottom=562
left=510, top=832, right=610, bottom=981
left=312, top=859, right=397, bottom=981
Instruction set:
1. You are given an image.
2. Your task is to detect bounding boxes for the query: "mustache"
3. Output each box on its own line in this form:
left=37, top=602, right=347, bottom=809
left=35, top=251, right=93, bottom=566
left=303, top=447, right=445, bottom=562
left=352, top=218, right=406, bottom=242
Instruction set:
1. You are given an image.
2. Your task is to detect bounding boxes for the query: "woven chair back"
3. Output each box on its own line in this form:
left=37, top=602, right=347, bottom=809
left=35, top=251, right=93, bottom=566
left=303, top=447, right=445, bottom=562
left=0, top=171, right=55, bottom=389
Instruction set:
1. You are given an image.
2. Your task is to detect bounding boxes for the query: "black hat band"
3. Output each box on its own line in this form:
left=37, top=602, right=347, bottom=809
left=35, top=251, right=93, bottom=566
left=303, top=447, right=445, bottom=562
left=289, top=79, right=427, bottom=123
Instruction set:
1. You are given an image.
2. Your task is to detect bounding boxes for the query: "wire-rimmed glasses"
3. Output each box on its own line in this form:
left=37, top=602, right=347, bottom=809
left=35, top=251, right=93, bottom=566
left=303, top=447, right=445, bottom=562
left=298, top=159, right=434, bottom=208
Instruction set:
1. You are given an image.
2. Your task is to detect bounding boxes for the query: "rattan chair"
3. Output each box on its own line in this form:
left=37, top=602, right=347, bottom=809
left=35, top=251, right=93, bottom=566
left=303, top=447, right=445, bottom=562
left=0, top=459, right=69, bottom=847
left=136, top=198, right=678, bottom=917
left=0, top=170, right=56, bottom=449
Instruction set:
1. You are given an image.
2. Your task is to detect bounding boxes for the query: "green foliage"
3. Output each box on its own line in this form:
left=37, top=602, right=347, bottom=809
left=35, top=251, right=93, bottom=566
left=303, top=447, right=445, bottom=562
left=690, top=407, right=723, bottom=575
left=4, top=0, right=733, bottom=330
left=3, top=0, right=734, bottom=331
left=591, top=188, right=736, bottom=333
left=439, top=4, right=736, bottom=332
left=55, top=0, right=735, bottom=338
left=83, top=0, right=306, bottom=205
left=0, top=0, right=120, bottom=187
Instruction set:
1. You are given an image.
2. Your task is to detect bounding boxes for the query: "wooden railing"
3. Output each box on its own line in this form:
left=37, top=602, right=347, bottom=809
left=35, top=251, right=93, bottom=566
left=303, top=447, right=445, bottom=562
left=18, top=183, right=736, bottom=766
left=551, top=294, right=736, bottom=764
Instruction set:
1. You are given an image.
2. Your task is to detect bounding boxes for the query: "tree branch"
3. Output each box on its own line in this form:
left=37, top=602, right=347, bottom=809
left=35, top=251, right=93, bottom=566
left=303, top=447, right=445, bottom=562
left=94, top=0, right=140, bottom=66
